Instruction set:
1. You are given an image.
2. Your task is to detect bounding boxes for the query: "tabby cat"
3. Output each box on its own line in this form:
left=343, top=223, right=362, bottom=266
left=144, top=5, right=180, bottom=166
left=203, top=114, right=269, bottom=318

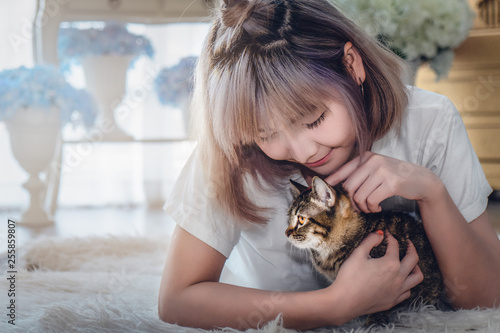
left=286, top=176, right=443, bottom=326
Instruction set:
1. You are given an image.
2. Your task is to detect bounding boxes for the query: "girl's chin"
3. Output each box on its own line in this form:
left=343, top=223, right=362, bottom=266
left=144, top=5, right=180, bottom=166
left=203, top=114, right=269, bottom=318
left=310, top=166, right=338, bottom=177
left=301, top=163, right=339, bottom=179
left=297, top=146, right=356, bottom=177
left=304, top=154, right=352, bottom=177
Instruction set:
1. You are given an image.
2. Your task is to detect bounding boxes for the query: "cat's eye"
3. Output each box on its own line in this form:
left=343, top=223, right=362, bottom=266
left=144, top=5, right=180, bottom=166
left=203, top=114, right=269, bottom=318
left=297, top=216, right=306, bottom=225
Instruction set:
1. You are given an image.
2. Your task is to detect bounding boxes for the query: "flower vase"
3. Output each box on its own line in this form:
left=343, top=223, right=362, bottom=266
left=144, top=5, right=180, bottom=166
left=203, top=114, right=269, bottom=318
left=80, top=55, right=135, bottom=141
left=7, top=108, right=60, bottom=227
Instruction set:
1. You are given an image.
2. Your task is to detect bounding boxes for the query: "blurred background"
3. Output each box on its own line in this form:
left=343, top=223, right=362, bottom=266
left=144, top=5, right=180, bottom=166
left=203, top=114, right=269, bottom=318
left=0, top=0, right=498, bottom=245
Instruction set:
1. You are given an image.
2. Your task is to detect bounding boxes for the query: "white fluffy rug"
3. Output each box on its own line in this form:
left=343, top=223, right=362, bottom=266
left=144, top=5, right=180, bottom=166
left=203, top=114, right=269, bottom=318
left=1, top=235, right=500, bottom=333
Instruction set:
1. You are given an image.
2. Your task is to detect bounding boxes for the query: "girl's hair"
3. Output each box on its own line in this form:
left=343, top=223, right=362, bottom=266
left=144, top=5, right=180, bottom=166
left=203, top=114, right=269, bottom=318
left=191, top=0, right=409, bottom=224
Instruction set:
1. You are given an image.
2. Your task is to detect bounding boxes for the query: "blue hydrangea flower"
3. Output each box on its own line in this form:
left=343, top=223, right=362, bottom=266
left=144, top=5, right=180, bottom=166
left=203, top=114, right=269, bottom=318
left=155, top=56, right=198, bottom=107
left=0, top=65, right=98, bottom=128
left=58, top=22, right=154, bottom=72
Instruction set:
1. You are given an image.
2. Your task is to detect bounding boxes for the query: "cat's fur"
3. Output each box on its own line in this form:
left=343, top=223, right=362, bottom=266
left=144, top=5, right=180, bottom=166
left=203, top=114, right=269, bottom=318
left=286, top=176, right=443, bottom=326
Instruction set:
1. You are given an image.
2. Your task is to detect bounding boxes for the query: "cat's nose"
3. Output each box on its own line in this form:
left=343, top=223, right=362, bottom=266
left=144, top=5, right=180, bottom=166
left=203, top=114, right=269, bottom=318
left=285, top=227, right=294, bottom=237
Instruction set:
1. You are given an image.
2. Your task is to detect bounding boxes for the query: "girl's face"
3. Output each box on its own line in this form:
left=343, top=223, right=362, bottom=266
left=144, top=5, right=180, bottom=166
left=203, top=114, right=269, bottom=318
left=256, top=100, right=357, bottom=177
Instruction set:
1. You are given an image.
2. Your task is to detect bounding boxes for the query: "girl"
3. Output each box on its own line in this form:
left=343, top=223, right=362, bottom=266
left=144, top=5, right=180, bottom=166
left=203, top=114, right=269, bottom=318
left=158, top=0, right=500, bottom=330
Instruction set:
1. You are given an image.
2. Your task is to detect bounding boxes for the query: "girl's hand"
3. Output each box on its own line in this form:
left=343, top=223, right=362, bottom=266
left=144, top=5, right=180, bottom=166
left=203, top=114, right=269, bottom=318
left=325, top=151, right=441, bottom=213
left=329, top=231, right=423, bottom=319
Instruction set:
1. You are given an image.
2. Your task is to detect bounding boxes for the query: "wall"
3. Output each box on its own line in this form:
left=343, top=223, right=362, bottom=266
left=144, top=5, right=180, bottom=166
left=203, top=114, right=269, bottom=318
left=415, top=0, right=500, bottom=189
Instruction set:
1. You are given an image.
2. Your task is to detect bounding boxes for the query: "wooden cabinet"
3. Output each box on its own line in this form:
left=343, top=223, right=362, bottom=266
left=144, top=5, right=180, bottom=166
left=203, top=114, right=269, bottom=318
left=415, top=2, right=500, bottom=189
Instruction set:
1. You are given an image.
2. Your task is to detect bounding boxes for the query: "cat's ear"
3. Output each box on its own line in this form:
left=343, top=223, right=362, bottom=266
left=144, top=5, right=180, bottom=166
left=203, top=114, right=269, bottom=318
left=311, top=177, right=336, bottom=207
left=289, top=179, right=308, bottom=197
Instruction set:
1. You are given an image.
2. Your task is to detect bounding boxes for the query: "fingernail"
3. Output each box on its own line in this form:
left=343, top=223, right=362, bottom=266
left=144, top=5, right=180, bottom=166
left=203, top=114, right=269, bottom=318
left=376, top=230, right=384, bottom=236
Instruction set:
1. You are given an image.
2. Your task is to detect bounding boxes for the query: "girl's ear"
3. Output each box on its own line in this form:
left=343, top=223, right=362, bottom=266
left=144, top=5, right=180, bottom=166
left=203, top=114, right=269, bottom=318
left=344, top=41, right=366, bottom=84
left=289, top=179, right=308, bottom=197
left=312, top=177, right=336, bottom=207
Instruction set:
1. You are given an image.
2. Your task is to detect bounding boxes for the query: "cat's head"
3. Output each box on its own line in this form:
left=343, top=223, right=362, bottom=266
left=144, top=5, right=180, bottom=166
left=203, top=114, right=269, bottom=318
left=286, top=176, right=357, bottom=250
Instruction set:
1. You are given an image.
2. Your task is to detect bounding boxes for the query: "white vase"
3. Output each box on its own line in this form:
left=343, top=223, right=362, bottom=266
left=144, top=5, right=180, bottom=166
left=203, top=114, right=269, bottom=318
left=80, top=55, right=135, bottom=141
left=7, top=108, right=60, bottom=227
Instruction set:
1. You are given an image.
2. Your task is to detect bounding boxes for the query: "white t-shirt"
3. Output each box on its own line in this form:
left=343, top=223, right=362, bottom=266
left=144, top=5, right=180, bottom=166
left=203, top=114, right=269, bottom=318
left=164, top=86, right=493, bottom=292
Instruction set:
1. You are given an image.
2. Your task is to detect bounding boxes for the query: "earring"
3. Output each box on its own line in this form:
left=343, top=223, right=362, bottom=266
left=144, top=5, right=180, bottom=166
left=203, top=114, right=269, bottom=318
left=358, top=78, right=364, bottom=97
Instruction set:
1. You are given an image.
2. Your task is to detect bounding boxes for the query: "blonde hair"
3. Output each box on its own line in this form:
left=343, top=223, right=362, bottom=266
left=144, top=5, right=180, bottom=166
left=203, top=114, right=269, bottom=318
left=191, top=0, right=409, bottom=224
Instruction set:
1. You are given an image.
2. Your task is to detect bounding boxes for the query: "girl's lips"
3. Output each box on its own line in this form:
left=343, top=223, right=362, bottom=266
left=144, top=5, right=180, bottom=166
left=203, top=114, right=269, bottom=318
left=305, top=149, right=333, bottom=168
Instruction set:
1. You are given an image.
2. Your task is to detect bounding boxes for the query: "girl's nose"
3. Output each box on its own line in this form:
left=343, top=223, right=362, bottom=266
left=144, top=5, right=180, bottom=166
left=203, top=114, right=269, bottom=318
left=283, top=130, right=317, bottom=165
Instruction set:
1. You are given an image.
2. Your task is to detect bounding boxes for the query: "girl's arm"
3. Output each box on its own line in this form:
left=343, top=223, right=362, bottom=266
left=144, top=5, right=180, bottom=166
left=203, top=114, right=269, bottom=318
left=327, top=152, right=500, bottom=309
left=158, top=225, right=423, bottom=330
left=418, top=182, right=500, bottom=308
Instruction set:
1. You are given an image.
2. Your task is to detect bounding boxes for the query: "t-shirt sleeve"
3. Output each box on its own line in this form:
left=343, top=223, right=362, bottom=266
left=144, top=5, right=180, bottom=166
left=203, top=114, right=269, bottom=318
left=422, top=97, right=493, bottom=222
left=163, top=148, right=241, bottom=258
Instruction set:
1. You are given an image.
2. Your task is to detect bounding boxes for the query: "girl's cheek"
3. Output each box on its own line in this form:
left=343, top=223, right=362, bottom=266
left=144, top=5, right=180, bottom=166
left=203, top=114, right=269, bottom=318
left=258, top=142, right=289, bottom=161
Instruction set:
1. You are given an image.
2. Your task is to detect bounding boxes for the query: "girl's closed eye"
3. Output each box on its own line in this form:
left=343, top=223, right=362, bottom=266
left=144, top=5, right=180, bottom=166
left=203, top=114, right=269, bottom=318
left=259, top=131, right=279, bottom=142
left=305, top=111, right=328, bottom=129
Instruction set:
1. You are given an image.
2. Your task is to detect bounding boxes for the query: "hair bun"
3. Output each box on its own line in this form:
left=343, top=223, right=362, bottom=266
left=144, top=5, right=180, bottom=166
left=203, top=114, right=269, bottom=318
left=220, top=0, right=290, bottom=47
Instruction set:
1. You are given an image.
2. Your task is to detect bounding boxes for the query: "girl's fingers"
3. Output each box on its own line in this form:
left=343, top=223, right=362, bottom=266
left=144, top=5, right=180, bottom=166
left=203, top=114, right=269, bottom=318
left=348, top=176, right=386, bottom=213
left=328, top=152, right=394, bottom=213
left=325, top=155, right=363, bottom=186
left=344, top=231, right=423, bottom=311
left=390, top=238, right=423, bottom=303
left=342, top=169, right=370, bottom=197
left=403, top=264, right=424, bottom=290
left=341, top=166, right=370, bottom=207
left=362, top=182, right=396, bottom=213
left=383, top=232, right=400, bottom=259
left=364, top=185, right=387, bottom=213
left=395, top=290, right=412, bottom=305
left=399, top=241, right=424, bottom=294
left=400, top=240, right=420, bottom=275
left=355, top=231, right=385, bottom=258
